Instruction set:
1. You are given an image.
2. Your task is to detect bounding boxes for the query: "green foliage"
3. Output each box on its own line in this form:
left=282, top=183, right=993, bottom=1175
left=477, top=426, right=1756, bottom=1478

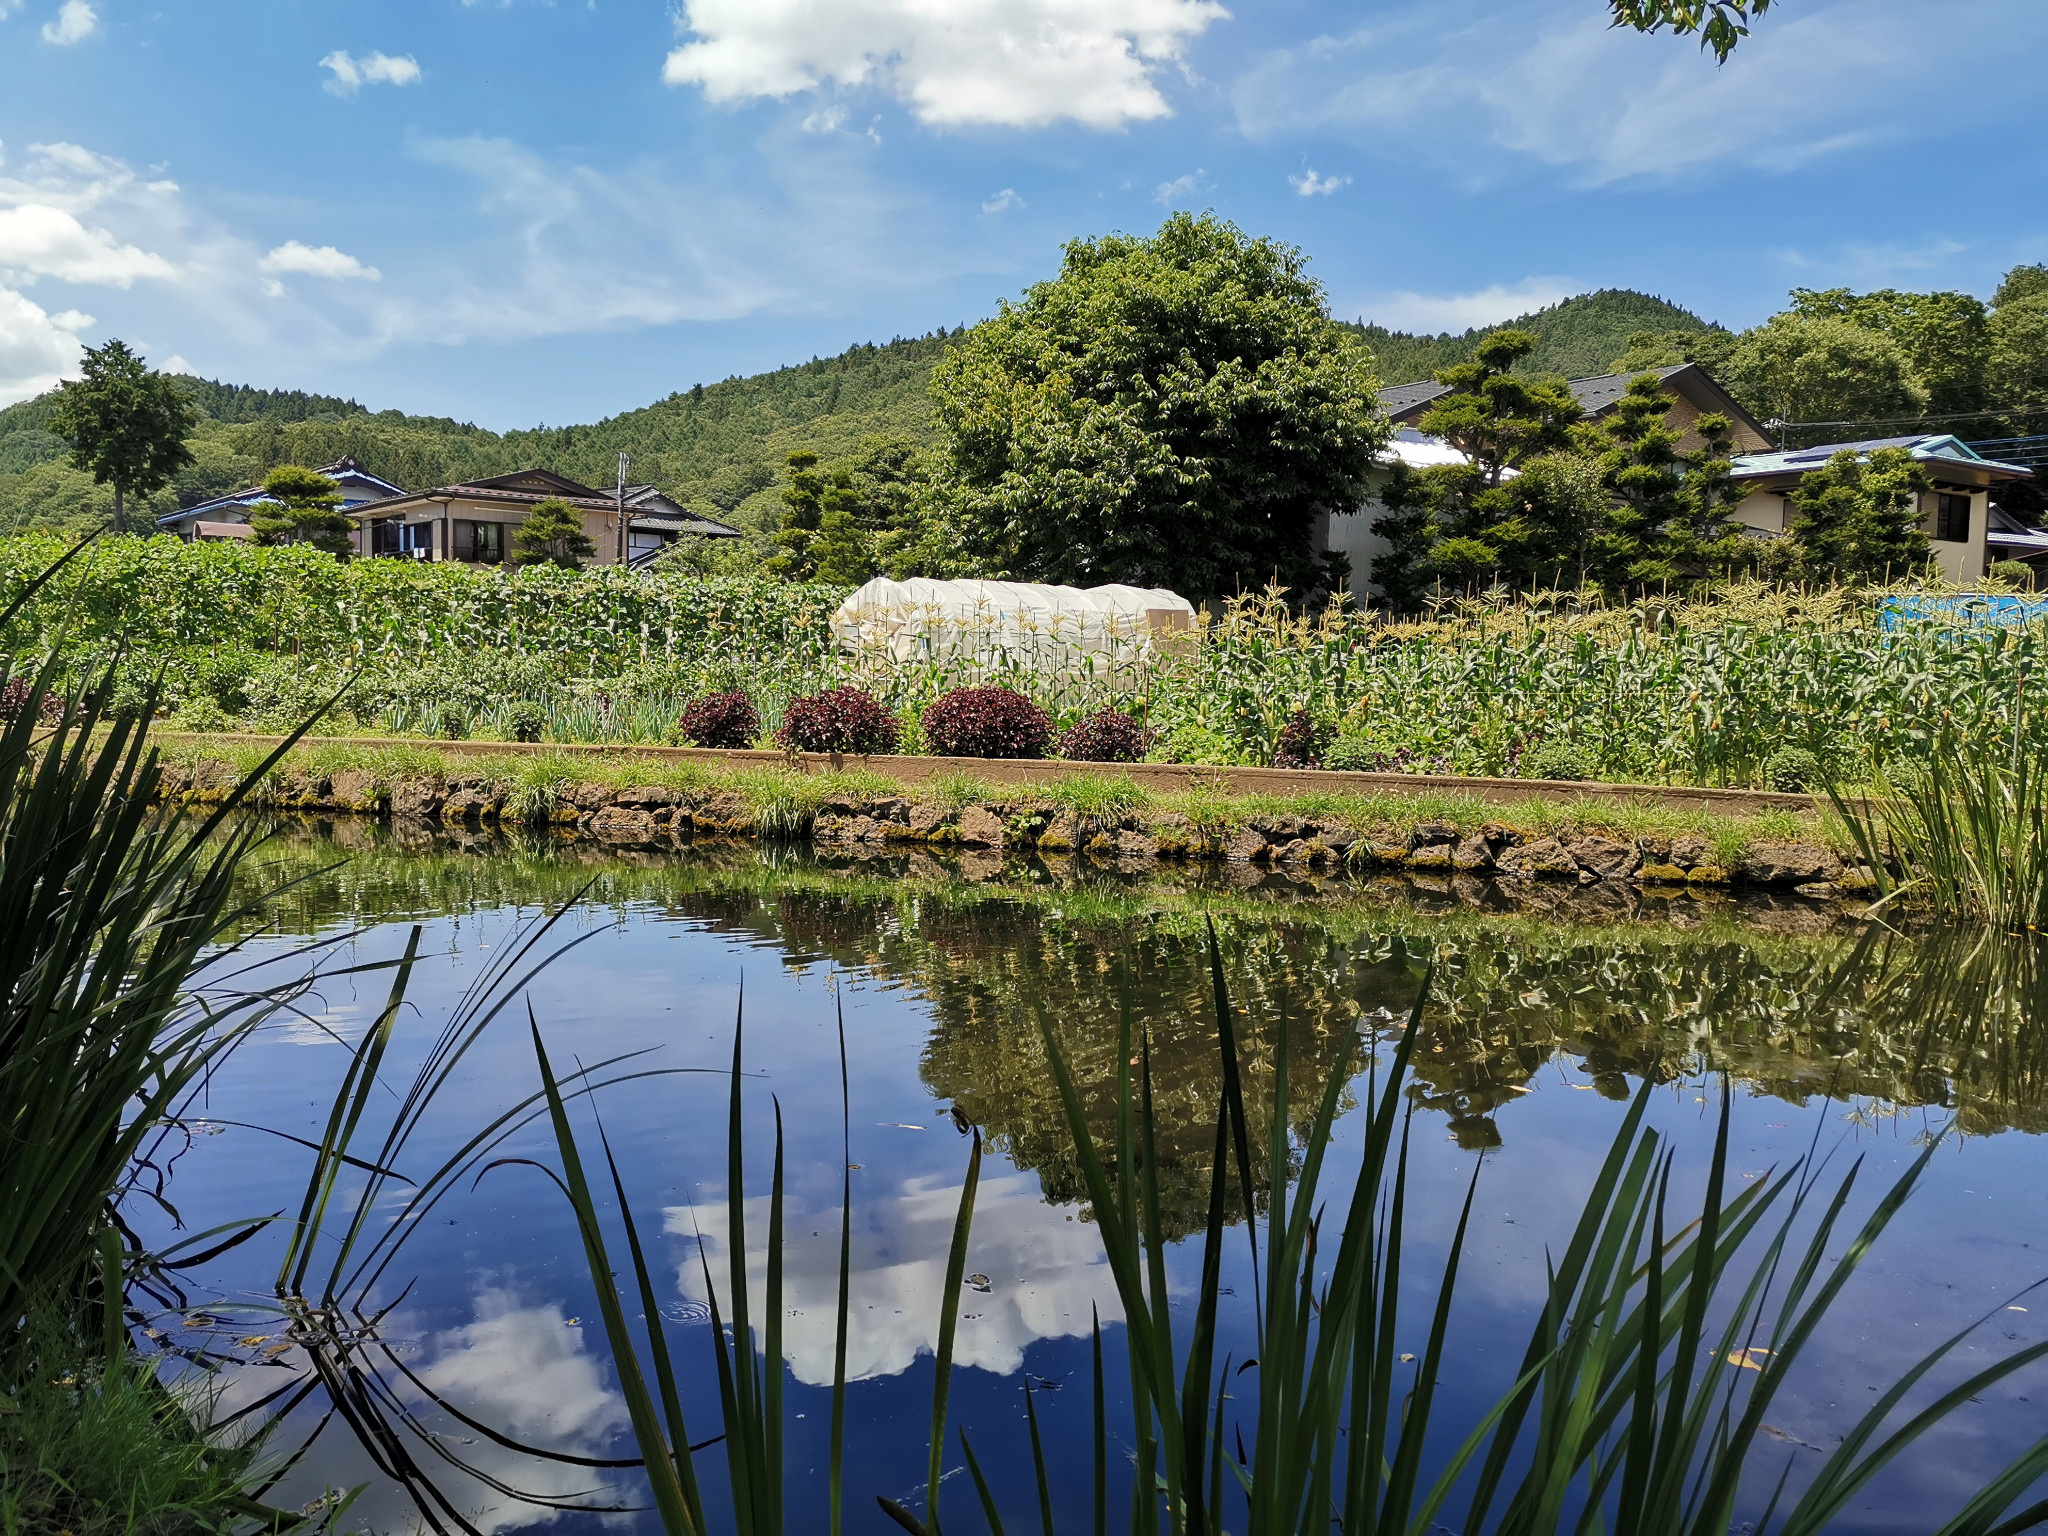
left=1605, top=326, right=1738, bottom=376
left=511, top=497, right=595, bottom=569
left=1785, top=447, right=1932, bottom=582
left=0, top=1326, right=275, bottom=1536
left=1987, top=291, right=2048, bottom=425
left=1989, top=558, right=2038, bottom=590
left=1723, top=314, right=1929, bottom=431
left=1525, top=738, right=1595, bottom=780
left=1586, top=374, right=1751, bottom=587
left=1788, top=285, right=1991, bottom=420
left=1608, top=0, right=1773, bottom=59
left=248, top=463, right=349, bottom=555
left=932, top=212, right=1385, bottom=600
left=46, top=340, right=197, bottom=534
left=767, top=440, right=944, bottom=582
left=1360, top=290, right=1720, bottom=388
left=1762, top=744, right=1821, bottom=791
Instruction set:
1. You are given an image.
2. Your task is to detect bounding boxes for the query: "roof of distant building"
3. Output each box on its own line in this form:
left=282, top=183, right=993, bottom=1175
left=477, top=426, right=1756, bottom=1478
left=345, top=467, right=743, bottom=537
left=1729, top=434, right=2035, bottom=483
left=157, top=455, right=407, bottom=528
left=1374, top=362, right=1771, bottom=451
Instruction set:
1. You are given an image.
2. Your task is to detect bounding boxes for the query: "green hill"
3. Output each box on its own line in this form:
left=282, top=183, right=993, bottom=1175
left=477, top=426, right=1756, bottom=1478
left=1349, top=289, right=1721, bottom=386
left=0, top=289, right=1717, bottom=535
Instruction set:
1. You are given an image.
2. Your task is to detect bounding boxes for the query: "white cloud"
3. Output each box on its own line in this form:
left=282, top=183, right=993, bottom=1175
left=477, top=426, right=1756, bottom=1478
left=0, top=288, right=87, bottom=404
left=980, top=187, right=1023, bottom=213
left=662, top=0, right=1229, bottom=129
left=259, top=240, right=382, bottom=282
left=1289, top=168, right=1348, bottom=197
left=40, top=0, right=94, bottom=44
left=1358, top=277, right=1576, bottom=334
left=1154, top=168, right=1207, bottom=206
left=319, top=49, right=423, bottom=96
left=801, top=103, right=848, bottom=134
left=1233, top=0, right=2048, bottom=188
left=672, top=1172, right=1121, bottom=1385
left=0, top=204, right=177, bottom=285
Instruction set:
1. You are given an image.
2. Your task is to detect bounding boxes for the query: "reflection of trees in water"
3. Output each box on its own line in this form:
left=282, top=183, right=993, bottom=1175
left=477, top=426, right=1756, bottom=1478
left=226, top=821, right=2048, bottom=1189
left=1401, top=922, right=2048, bottom=1145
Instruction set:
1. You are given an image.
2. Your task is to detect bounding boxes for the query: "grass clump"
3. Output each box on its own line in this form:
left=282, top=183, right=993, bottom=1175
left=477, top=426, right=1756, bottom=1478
left=0, top=1325, right=283, bottom=1536
left=1044, top=771, right=1151, bottom=833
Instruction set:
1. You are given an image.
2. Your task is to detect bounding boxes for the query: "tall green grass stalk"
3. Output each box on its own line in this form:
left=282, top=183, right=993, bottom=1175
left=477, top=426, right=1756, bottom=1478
left=535, top=928, right=2048, bottom=1534
left=1832, top=729, right=2048, bottom=932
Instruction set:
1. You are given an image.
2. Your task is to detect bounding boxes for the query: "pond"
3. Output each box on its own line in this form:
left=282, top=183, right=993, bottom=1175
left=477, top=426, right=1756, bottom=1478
left=140, top=820, right=2048, bottom=1535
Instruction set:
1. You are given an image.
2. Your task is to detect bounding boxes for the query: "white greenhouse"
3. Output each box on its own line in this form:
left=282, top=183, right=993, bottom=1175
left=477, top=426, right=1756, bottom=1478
left=830, top=578, right=1196, bottom=687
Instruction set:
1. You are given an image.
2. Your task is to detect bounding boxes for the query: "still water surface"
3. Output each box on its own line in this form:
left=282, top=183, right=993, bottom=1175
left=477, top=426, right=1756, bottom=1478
left=145, top=821, right=2048, bottom=1534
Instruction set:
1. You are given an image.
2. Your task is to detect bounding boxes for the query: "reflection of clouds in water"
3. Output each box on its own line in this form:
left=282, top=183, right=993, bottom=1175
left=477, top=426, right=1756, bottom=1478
left=204, top=1290, right=631, bottom=1534
left=669, top=1172, right=1123, bottom=1385
left=419, top=1289, right=630, bottom=1448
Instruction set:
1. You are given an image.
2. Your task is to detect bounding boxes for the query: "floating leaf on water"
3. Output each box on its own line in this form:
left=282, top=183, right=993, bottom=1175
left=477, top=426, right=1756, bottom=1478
left=237, top=1335, right=272, bottom=1347
left=966, top=1273, right=991, bottom=1292
left=1726, top=1347, right=1773, bottom=1371
left=881, top=1122, right=926, bottom=1131
left=2010, top=1306, right=2029, bottom=1312
left=1399, top=1353, right=1415, bottom=1363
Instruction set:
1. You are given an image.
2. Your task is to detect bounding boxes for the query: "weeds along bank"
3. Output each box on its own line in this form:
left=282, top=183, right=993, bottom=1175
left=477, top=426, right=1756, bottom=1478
left=7, top=536, right=2047, bottom=788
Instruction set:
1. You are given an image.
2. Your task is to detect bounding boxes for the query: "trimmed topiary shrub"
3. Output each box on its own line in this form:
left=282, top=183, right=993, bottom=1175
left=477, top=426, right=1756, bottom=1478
left=1989, top=559, right=2037, bottom=590
left=776, top=687, right=900, bottom=755
left=922, top=687, right=1052, bottom=759
left=1055, top=707, right=1153, bottom=763
left=1762, top=745, right=1823, bottom=792
left=1271, top=709, right=1331, bottom=769
left=1525, top=740, right=1595, bottom=782
left=677, top=690, right=760, bottom=749
left=429, top=703, right=470, bottom=741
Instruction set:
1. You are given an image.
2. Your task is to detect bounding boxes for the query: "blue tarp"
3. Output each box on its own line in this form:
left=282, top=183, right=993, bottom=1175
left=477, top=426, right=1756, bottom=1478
left=1882, top=595, right=2048, bottom=630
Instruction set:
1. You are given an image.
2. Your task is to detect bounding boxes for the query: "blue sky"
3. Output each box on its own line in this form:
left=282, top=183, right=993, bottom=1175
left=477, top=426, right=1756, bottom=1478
left=2, top=0, right=2045, bottom=428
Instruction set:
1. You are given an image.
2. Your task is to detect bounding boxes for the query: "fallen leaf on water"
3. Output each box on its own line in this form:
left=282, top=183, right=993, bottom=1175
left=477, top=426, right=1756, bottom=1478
left=237, top=1335, right=272, bottom=1348
left=881, top=1123, right=926, bottom=1131
left=2010, top=1306, right=2029, bottom=1313
left=1761, top=1424, right=1823, bottom=1451
left=264, top=1342, right=294, bottom=1357
left=1571, top=1084, right=1596, bottom=1091
left=1726, top=1347, right=1772, bottom=1371
left=1506, top=1085, right=1533, bottom=1094
left=1399, top=1353, right=1415, bottom=1363
left=966, top=1274, right=991, bottom=1293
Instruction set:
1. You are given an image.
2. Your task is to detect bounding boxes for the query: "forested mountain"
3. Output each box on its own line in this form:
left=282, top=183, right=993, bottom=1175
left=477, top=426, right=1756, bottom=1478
left=1348, top=289, right=1720, bottom=385
left=0, top=331, right=957, bottom=534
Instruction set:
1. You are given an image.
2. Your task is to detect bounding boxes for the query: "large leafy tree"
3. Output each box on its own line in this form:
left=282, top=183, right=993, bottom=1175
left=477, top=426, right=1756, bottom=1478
left=511, top=498, right=595, bottom=570
left=1785, top=448, right=1932, bottom=582
left=249, top=465, right=351, bottom=556
left=1723, top=315, right=1929, bottom=437
left=46, top=339, right=196, bottom=535
left=1787, top=287, right=1991, bottom=421
left=929, top=212, right=1385, bottom=601
left=1988, top=269, right=2048, bottom=430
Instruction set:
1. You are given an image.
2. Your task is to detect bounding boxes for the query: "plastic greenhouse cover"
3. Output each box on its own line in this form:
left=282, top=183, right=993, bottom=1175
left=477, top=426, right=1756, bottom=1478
left=831, top=578, right=1197, bottom=676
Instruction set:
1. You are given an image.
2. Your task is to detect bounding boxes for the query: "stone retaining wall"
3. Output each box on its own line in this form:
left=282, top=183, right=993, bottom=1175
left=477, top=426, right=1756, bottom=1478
left=158, top=759, right=1856, bottom=894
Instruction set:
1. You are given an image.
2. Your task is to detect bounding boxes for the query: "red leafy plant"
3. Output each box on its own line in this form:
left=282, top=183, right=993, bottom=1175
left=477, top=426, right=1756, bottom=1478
left=776, top=687, right=901, bottom=755
left=1056, top=708, right=1154, bottom=763
left=1272, top=709, right=1332, bottom=769
left=922, top=687, right=1052, bottom=759
left=677, top=690, right=760, bottom=749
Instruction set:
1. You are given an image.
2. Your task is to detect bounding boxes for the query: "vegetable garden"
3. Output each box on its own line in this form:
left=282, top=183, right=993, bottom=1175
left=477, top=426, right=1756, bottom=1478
left=4, top=535, right=2043, bottom=791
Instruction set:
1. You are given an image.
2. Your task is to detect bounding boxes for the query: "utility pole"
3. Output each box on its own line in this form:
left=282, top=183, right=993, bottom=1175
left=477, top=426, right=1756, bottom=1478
left=616, top=451, right=630, bottom=566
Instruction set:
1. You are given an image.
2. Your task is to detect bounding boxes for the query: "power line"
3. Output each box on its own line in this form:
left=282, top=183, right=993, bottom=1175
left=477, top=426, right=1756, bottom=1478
left=1775, top=404, right=2048, bottom=431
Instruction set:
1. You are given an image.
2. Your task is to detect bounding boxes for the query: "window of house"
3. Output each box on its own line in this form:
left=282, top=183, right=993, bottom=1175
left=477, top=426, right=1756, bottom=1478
left=370, top=519, right=432, bottom=559
left=454, top=519, right=505, bottom=563
left=1934, top=492, right=1972, bottom=544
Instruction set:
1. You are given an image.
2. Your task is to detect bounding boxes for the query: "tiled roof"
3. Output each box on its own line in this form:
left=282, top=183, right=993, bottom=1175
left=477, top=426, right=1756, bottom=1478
left=1378, top=381, right=1451, bottom=417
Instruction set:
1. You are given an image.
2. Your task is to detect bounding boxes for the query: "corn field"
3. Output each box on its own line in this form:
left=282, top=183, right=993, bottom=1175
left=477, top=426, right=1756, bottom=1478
left=2, top=536, right=2043, bottom=785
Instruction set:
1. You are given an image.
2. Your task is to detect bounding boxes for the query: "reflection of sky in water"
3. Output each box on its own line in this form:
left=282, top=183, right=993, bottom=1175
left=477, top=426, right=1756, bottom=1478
left=672, top=1172, right=1123, bottom=1384
left=144, top=843, right=2048, bottom=1534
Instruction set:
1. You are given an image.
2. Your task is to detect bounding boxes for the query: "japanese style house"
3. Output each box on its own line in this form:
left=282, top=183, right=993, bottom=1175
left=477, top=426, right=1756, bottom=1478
left=345, top=469, right=742, bottom=566
left=154, top=455, right=406, bottom=542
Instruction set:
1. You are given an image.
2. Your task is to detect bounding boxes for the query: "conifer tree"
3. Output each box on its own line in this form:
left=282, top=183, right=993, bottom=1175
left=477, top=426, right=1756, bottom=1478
left=249, top=465, right=352, bottom=555
left=1786, top=448, right=1932, bottom=582
left=46, top=339, right=196, bottom=535
left=511, top=498, right=595, bottom=569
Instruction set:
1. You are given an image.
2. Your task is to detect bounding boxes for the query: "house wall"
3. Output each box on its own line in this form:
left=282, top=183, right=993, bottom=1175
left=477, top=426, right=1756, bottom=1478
left=353, top=500, right=635, bottom=567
